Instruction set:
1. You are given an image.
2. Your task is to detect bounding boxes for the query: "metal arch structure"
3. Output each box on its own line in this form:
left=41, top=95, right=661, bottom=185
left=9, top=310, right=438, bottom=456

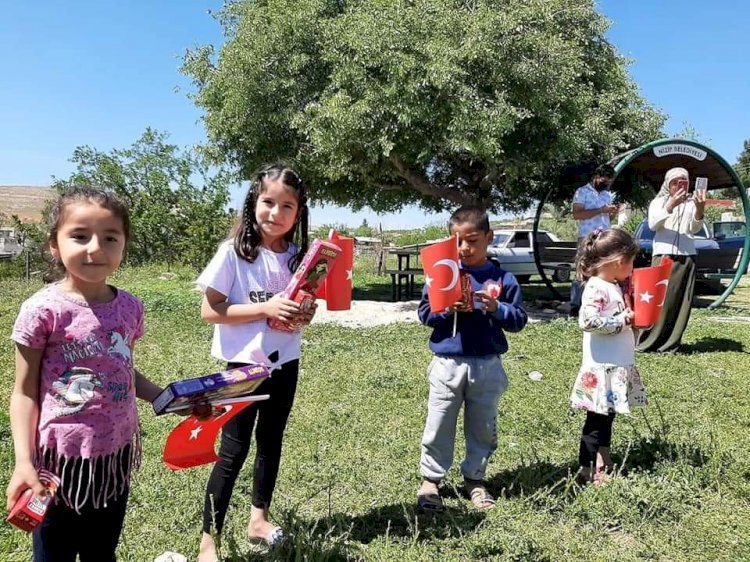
left=532, top=138, right=750, bottom=309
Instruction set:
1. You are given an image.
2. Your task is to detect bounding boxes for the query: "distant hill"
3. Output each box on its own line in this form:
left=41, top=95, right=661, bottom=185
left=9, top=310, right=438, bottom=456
left=0, top=186, right=55, bottom=222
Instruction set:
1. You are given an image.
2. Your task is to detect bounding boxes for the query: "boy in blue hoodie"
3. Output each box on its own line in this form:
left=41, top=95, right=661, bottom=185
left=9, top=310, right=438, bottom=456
left=417, top=206, right=527, bottom=512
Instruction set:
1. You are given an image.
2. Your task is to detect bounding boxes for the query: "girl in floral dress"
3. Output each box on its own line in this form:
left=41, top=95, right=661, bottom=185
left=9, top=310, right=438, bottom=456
left=570, top=228, right=647, bottom=484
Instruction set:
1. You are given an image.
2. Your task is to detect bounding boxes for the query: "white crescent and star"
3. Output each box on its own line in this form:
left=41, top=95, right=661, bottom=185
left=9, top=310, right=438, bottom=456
left=189, top=427, right=203, bottom=440
left=655, top=279, right=669, bottom=306
left=346, top=269, right=353, bottom=281
left=434, top=259, right=459, bottom=291
left=639, top=291, right=653, bottom=304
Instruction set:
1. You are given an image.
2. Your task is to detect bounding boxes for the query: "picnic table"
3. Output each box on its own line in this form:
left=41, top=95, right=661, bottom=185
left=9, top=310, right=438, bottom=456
left=386, top=246, right=423, bottom=301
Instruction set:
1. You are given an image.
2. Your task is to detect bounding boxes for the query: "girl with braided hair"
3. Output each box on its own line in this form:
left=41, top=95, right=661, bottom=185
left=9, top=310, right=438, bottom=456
left=195, top=164, right=313, bottom=558
left=570, top=228, right=647, bottom=485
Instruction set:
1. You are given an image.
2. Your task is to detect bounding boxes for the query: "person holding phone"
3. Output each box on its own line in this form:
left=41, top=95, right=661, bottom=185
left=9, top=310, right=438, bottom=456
left=569, top=164, right=619, bottom=317
left=637, top=167, right=706, bottom=352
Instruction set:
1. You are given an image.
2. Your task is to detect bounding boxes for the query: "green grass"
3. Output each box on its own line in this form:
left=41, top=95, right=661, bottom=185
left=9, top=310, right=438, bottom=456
left=1, top=268, right=750, bottom=561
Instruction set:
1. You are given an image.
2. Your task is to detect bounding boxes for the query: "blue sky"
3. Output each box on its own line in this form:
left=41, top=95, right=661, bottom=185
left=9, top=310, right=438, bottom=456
left=1, top=0, right=748, bottom=229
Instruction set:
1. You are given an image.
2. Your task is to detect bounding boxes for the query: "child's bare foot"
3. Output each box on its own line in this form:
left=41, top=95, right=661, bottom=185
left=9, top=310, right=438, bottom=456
left=198, top=532, right=219, bottom=562
left=248, top=506, right=284, bottom=546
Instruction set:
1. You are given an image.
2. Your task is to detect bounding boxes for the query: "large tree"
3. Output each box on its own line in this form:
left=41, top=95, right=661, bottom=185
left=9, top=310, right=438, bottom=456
left=183, top=0, right=664, bottom=213
left=53, top=129, right=233, bottom=267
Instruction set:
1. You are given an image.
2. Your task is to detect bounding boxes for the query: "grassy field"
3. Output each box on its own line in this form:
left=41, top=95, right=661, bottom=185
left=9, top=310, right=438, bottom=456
left=1, top=266, right=749, bottom=561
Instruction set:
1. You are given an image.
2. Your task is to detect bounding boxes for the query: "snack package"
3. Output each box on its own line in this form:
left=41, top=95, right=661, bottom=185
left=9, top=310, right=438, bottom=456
left=152, top=364, right=270, bottom=415
left=459, top=271, right=474, bottom=310
left=268, top=239, right=341, bottom=332
left=7, top=469, right=60, bottom=532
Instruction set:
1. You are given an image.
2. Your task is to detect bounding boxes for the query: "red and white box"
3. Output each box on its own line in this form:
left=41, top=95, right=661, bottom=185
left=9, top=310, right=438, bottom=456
left=268, top=239, right=341, bottom=332
left=7, top=469, right=60, bottom=532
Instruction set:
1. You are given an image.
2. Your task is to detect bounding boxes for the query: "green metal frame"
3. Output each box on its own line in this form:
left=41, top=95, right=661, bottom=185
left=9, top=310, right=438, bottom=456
left=611, top=138, right=749, bottom=308
left=533, top=138, right=749, bottom=309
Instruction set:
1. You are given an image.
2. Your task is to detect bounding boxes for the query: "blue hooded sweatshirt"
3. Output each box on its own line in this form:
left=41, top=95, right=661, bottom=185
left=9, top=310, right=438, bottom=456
left=417, top=260, right=527, bottom=356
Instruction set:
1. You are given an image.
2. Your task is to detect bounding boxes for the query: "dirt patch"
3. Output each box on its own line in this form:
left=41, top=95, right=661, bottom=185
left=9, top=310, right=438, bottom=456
left=311, top=299, right=562, bottom=328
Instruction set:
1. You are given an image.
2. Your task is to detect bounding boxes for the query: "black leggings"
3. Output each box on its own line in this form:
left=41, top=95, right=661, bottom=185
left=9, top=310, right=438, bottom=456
left=202, top=360, right=299, bottom=534
left=578, top=411, right=616, bottom=469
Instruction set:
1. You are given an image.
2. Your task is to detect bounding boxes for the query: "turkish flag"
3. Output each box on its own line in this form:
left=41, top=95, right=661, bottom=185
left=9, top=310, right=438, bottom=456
left=632, top=257, right=673, bottom=328
left=162, top=396, right=268, bottom=470
left=420, top=236, right=462, bottom=312
left=318, top=230, right=354, bottom=310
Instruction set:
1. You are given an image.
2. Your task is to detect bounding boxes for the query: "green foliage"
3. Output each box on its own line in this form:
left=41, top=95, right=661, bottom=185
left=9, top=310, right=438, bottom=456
left=735, top=138, right=750, bottom=188
left=703, top=204, right=726, bottom=228
left=390, top=224, right=447, bottom=246
left=183, top=0, right=664, bottom=214
left=621, top=209, right=646, bottom=234
left=52, top=129, right=234, bottom=268
left=353, top=218, right=376, bottom=238
left=310, top=223, right=351, bottom=239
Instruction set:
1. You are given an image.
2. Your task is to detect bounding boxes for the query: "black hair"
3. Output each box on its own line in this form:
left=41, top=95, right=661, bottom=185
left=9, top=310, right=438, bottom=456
left=231, top=163, right=309, bottom=272
left=592, top=163, right=616, bottom=181
left=448, top=205, right=491, bottom=233
left=575, top=228, right=639, bottom=283
left=46, top=186, right=131, bottom=281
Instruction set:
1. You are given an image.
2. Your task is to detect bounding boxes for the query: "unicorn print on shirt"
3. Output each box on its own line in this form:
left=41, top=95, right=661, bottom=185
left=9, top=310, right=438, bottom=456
left=52, top=367, right=103, bottom=416
left=108, top=331, right=132, bottom=364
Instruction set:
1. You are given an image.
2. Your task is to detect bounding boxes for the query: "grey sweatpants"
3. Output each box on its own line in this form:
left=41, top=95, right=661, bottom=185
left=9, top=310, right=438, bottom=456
left=420, top=355, right=509, bottom=482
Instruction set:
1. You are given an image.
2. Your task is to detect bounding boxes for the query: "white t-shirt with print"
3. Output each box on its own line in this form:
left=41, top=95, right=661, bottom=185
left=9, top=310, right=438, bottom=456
left=196, top=241, right=301, bottom=370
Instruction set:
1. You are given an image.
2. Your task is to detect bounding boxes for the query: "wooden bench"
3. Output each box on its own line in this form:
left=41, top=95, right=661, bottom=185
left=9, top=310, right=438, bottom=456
left=386, top=268, right=423, bottom=301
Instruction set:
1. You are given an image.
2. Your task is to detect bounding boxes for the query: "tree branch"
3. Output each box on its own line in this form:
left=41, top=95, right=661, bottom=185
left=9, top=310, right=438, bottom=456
left=388, top=154, right=477, bottom=207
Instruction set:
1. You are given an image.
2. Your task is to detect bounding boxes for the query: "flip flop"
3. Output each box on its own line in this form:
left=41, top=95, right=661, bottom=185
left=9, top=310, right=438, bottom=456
left=417, top=490, right=444, bottom=512
left=465, top=480, right=496, bottom=511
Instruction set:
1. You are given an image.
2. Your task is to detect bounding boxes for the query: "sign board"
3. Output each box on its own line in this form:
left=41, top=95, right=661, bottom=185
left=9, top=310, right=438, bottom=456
left=652, top=144, right=707, bottom=161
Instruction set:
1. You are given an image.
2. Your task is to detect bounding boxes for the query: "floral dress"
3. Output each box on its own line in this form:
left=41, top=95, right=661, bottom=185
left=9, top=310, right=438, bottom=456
left=570, top=276, right=647, bottom=415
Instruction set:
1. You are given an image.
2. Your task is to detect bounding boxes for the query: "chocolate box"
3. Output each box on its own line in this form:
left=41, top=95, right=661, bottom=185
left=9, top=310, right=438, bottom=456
left=152, top=364, right=270, bottom=415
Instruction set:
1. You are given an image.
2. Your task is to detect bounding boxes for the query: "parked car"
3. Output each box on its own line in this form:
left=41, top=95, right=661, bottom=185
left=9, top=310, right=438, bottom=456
left=633, top=218, right=722, bottom=294
left=487, top=229, right=571, bottom=283
left=633, top=219, right=718, bottom=263
left=712, top=220, right=746, bottom=250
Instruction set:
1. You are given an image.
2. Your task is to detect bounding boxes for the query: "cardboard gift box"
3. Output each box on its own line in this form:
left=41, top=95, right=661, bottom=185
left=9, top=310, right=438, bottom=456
left=7, top=469, right=60, bottom=532
left=152, top=364, right=270, bottom=415
left=268, top=239, right=341, bottom=332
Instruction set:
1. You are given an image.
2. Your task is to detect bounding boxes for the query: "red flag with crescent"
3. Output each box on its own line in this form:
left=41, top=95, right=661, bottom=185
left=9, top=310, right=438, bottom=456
left=162, top=396, right=267, bottom=470
left=420, top=236, right=462, bottom=312
left=632, top=256, right=673, bottom=328
left=318, top=230, right=354, bottom=310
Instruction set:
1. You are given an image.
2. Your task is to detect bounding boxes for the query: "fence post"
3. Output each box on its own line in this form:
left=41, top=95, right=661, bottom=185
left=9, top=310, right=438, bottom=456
left=25, top=251, right=30, bottom=281
left=376, top=223, right=384, bottom=275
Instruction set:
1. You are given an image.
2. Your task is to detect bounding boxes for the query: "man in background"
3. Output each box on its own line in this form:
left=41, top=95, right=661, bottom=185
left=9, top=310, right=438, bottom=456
left=569, top=164, right=619, bottom=316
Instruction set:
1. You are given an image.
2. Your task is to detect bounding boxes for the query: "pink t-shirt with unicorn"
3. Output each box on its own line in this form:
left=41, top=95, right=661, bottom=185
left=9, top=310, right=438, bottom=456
left=11, top=283, right=143, bottom=509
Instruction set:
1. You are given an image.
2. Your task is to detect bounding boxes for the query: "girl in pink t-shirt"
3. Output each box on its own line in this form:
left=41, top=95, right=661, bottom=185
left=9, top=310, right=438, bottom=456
left=7, top=187, right=164, bottom=561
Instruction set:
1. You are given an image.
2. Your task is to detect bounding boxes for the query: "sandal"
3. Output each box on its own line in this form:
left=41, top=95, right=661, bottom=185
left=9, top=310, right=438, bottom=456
left=417, top=482, right=444, bottom=512
left=249, top=526, right=285, bottom=548
left=464, top=480, right=496, bottom=510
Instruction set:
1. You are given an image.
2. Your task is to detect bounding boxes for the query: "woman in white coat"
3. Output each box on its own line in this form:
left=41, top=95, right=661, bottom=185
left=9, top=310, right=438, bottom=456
left=637, top=167, right=706, bottom=352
